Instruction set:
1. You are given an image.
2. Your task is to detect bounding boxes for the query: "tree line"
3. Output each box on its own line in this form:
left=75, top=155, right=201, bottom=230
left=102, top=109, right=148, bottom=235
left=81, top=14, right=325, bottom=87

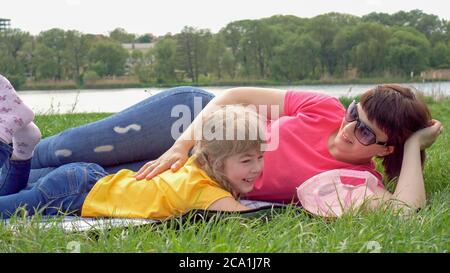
left=1, top=9, right=449, bottom=89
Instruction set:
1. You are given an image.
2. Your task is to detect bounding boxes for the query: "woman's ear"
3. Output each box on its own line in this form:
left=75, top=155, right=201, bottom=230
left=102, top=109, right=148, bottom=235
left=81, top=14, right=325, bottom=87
left=377, top=145, right=394, bottom=157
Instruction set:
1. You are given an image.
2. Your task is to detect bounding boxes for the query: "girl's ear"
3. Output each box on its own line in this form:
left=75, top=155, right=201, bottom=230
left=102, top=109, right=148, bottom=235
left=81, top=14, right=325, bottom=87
left=377, top=145, right=394, bottom=157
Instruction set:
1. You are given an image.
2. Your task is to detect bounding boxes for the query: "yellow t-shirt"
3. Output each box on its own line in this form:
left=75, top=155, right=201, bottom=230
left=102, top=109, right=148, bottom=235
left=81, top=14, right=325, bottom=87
left=81, top=156, right=232, bottom=220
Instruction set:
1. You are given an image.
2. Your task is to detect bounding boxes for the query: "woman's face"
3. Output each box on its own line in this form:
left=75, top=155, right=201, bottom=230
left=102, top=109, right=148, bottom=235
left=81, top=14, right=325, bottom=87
left=223, top=149, right=264, bottom=195
left=332, top=103, right=392, bottom=163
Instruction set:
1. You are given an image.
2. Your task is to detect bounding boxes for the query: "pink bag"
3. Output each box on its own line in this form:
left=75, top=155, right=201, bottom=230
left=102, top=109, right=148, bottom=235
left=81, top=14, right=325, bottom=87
left=297, top=169, right=379, bottom=217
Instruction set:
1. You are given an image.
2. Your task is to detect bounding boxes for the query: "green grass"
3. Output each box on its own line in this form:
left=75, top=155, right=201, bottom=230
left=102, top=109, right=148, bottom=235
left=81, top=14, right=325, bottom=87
left=0, top=98, right=449, bottom=253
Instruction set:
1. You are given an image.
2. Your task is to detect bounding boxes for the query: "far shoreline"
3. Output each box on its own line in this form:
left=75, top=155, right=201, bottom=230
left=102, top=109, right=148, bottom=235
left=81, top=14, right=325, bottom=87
left=18, top=78, right=450, bottom=92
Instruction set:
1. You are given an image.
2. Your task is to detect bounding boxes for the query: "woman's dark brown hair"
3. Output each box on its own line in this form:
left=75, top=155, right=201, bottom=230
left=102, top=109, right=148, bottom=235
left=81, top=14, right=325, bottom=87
left=360, top=84, right=431, bottom=181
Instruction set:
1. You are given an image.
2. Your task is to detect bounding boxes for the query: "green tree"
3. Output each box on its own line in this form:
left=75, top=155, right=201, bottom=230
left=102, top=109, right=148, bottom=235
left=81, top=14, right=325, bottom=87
left=109, top=28, right=136, bottom=43
left=64, top=30, right=89, bottom=84
left=33, top=44, right=60, bottom=79
left=333, top=27, right=358, bottom=75
left=362, top=12, right=394, bottom=26
left=0, top=28, right=33, bottom=85
left=88, top=40, right=128, bottom=76
left=430, top=42, right=450, bottom=68
left=153, top=37, right=178, bottom=82
left=271, top=34, right=320, bottom=80
left=241, top=21, right=280, bottom=78
left=351, top=23, right=390, bottom=76
left=262, top=15, right=308, bottom=36
left=386, top=28, right=431, bottom=76
left=363, top=10, right=447, bottom=44
left=221, top=50, right=236, bottom=79
left=35, top=28, right=67, bottom=80
left=176, top=26, right=211, bottom=83
left=206, top=34, right=227, bottom=79
left=306, top=14, right=350, bottom=75
left=394, top=10, right=443, bottom=40
left=130, top=50, right=144, bottom=65
left=223, top=20, right=280, bottom=78
left=134, top=49, right=156, bottom=83
left=136, top=33, right=156, bottom=43
left=220, top=15, right=307, bottom=77
left=219, top=21, right=247, bottom=78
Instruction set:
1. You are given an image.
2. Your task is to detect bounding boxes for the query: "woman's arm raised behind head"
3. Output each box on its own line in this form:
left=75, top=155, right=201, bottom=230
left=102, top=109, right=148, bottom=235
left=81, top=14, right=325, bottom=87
left=368, top=120, right=443, bottom=213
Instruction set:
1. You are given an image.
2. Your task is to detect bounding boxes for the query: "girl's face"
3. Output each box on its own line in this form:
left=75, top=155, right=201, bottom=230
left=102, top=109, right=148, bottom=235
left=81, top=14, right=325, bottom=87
left=223, top=149, right=264, bottom=195
left=333, top=103, right=393, bottom=163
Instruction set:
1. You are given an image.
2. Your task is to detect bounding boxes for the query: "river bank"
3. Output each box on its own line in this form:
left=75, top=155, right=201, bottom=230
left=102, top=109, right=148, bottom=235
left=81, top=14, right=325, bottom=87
left=19, top=76, right=450, bottom=91
left=18, top=82, right=449, bottom=114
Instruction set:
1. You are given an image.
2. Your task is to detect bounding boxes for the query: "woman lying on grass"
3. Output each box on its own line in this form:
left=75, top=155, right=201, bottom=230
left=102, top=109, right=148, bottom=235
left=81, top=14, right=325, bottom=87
left=133, top=85, right=443, bottom=215
left=0, top=76, right=266, bottom=219
left=1, top=74, right=444, bottom=217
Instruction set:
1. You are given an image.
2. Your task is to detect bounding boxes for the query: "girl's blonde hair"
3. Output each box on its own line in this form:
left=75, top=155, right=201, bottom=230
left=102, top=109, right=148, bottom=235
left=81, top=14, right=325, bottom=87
left=192, top=105, right=266, bottom=197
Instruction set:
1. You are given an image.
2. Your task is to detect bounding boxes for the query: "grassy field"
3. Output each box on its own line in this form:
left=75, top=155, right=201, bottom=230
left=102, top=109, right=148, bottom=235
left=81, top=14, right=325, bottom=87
left=0, top=98, right=448, bottom=253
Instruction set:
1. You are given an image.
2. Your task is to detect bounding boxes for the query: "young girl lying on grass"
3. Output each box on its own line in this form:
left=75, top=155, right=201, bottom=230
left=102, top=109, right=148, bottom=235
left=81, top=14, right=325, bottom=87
left=0, top=77, right=265, bottom=219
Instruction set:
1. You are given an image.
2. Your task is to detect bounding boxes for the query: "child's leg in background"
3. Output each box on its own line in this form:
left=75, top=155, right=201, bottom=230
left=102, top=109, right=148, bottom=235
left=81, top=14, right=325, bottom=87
left=0, top=162, right=107, bottom=219
left=31, top=86, right=215, bottom=170
left=0, top=74, right=41, bottom=195
left=0, top=123, right=42, bottom=195
left=27, top=160, right=144, bottom=184
left=0, top=141, right=30, bottom=196
left=0, top=155, right=31, bottom=196
left=0, top=74, right=34, bottom=145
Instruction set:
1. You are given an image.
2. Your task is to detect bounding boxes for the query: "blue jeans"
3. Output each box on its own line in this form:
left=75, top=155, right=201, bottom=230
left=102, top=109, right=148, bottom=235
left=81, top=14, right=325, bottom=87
left=26, top=86, right=214, bottom=184
left=0, top=140, right=107, bottom=218
left=0, top=142, right=31, bottom=196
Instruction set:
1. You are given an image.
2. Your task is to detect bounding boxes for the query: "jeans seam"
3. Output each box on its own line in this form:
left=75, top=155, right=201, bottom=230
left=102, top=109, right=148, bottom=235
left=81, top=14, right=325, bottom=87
left=81, top=164, right=89, bottom=193
left=86, top=163, right=108, bottom=178
left=37, top=167, right=81, bottom=200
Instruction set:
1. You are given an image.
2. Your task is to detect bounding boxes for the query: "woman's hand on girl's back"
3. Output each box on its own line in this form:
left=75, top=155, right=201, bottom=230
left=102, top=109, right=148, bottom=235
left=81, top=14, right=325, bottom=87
left=134, top=143, right=190, bottom=180
left=406, top=119, right=443, bottom=150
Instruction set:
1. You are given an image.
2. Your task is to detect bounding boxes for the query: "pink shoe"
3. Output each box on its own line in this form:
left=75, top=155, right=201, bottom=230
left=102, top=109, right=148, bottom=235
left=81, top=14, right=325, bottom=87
left=0, top=74, right=34, bottom=143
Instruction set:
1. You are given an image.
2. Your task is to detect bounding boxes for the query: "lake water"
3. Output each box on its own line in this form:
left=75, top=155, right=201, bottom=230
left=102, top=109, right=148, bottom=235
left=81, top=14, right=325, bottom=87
left=18, top=81, right=450, bottom=114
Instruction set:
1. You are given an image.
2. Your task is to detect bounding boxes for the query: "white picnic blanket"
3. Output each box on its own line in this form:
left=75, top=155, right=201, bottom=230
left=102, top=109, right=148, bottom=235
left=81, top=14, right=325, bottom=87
left=3, top=200, right=285, bottom=232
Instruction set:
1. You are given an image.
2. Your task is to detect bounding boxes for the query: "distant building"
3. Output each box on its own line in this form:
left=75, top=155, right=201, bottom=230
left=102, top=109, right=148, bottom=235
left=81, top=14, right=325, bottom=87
left=121, top=43, right=156, bottom=75
left=121, top=42, right=155, bottom=53
left=0, top=18, right=11, bottom=32
left=420, top=69, right=450, bottom=80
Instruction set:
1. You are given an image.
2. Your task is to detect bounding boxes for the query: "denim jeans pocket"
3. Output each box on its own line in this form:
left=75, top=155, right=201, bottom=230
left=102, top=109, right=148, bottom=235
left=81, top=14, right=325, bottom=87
left=85, top=163, right=109, bottom=187
left=85, top=163, right=109, bottom=177
left=37, top=163, right=102, bottom=201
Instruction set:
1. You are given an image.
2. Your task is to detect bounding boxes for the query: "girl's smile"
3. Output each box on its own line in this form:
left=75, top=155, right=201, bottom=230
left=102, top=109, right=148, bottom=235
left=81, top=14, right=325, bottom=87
left=223, top=150, right=264, bottom=195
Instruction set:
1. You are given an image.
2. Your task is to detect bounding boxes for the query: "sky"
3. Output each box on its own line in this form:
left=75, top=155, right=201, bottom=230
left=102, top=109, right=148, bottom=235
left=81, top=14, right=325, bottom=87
left=2, top=0, right=449, bottom=36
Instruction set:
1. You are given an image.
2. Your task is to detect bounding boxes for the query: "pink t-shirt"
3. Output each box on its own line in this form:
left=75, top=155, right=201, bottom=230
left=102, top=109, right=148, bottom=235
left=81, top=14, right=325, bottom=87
left=245, top=90, right=383, bottom=203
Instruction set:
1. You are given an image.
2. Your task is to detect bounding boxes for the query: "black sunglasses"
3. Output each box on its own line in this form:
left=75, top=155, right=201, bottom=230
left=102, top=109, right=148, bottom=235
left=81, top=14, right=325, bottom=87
left=345, top=100, right=388, bottom=146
